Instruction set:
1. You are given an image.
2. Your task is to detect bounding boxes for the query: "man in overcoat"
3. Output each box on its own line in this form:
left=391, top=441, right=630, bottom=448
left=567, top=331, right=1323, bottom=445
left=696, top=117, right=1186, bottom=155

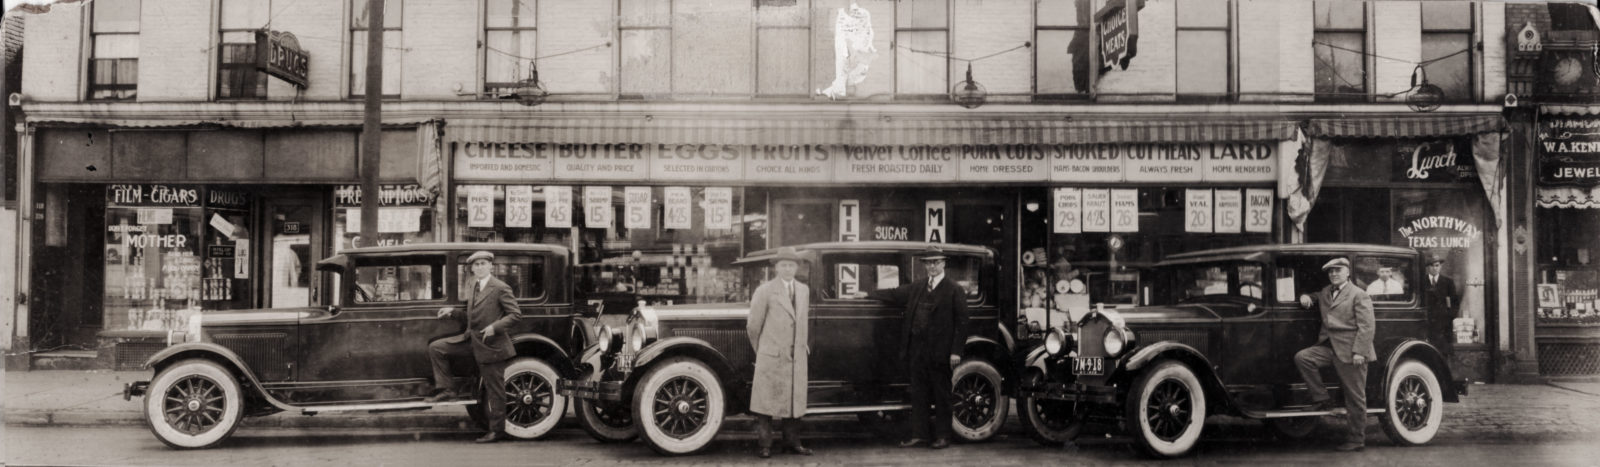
left=426, top=251, right=523, bottom=443
left=867, top=246, right=970, bottom=450
left=1422, top=253, right=1460, bottom=358
left=1294, top=257, right=1376, bottom=452
left=746, top=247, right=813, bottom=458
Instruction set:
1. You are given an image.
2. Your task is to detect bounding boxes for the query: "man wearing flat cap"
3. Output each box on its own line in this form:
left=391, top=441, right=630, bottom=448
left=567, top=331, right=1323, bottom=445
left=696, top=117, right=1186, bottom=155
left=865, top=245, right=970, bottom=450
left=1422, top=253, right=1460, bottom=358
left=426, top=250, right=523, bottom=443
left=746, top=247, right=813, bottom=458
left=1294, top=257, right=1375, bottom=452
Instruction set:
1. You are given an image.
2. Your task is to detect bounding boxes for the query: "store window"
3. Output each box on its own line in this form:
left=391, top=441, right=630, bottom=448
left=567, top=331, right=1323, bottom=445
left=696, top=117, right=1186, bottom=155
left=619, top=0, right=671, bottom=97
left=1421, top=2, right=1474, bottom=102
left=202, top=188, right=253, bottom=311
left=103, top=185, right=204, bottom=333
left=484, top=0, right=537, bottom=97
left=1176, top=0, right=1231, bottom=100
left=90, top=0, right=140, bottom=100
left=352, top=256, right=444, bottom=304
left=1535, top=207, right=1600, bottom=325
left=350, top=0, right=402, bottom=98
left=333, top=184, right=437, bottom=251
left=1392, top=188, right=1488, bottom=343
left=1035, top=0, right=1090, bottom=97
left=895, top=0, right=948, bottom=96
left=1313, top=0, right=1366, bottom=101
left=218, top=0, right=269, bottom=99
left=756, top=0, right=811, bottom=96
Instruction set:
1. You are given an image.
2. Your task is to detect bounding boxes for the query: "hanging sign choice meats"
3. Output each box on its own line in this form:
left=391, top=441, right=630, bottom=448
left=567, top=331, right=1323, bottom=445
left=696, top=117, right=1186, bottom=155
left=1540, top=116, right=1600, bottom=184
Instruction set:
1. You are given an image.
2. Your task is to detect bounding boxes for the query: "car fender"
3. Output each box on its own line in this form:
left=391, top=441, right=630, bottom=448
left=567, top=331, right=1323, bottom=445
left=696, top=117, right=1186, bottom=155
left=510, top=333, right=576, bottom=378
left=627, top=336, right=745, bottom=412
left=142, top=342, right=295, bottom=411
left=963, top=336, right=1014, bottom=391
left=1121, top=342, right=1234, bottom=412
left=1383, top=339, right=1461, bottom=403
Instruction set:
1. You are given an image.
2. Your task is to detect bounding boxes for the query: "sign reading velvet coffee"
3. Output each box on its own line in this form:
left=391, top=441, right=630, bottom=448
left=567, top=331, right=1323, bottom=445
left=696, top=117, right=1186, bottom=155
left=1539, top=116, right=1600, bottom=184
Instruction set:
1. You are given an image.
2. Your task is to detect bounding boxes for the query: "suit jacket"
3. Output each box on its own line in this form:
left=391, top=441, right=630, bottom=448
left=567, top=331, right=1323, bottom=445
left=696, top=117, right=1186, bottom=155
left=746, top=279, right=810, bottom=418
left=1423, top=274, right=1459, bottom=316
left=444, top=276, right=522, bottom=363
left=868, top=275, right=970, bottom=365
left=1314, top=282, right=1376, bottom=363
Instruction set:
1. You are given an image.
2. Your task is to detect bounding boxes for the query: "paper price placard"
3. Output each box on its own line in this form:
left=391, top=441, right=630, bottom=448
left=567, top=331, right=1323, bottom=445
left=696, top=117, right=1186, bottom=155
left=584, top=186, right=614, bottom=229
left=1111, top=189, right=1139, bottom=232
left=624, top=187, right=652, bottom=229
left=1185, top=189, right=1214, bottom=233
left=544, top=186, right=573, bottom=228
left=467, top=186, right=494, bottom=228
left=1081, top=189, right=1111, bottom=232
left=503, top=186, right=534, bottom=228
left=1053, top=188, right=1082, bottom=234
left=664, top=187, right=692, bottom=229
left=1214, top=190, right=1243, bottom=234
left=1244, top=188, right=1274, bottom=233
left=704, top=187, right=733, bottom=230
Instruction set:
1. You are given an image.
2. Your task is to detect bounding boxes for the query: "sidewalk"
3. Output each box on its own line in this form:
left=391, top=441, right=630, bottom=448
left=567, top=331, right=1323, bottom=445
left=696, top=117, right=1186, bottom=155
left=5, top=370, right=1600, bottom=440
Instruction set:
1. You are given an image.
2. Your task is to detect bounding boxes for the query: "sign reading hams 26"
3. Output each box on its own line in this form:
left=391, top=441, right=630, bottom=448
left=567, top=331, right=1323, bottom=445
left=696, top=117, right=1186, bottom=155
left=256, top=30, right=309, bottom=88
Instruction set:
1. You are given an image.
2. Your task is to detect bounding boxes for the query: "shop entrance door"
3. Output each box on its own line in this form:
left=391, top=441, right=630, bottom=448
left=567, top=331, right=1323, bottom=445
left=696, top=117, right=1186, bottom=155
left=261, top=194, right=324, bottom=308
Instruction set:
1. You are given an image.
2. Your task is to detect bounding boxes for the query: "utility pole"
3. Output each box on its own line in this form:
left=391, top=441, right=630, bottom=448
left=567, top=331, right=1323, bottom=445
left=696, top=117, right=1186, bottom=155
left=358, top=0, right=384, bottom=246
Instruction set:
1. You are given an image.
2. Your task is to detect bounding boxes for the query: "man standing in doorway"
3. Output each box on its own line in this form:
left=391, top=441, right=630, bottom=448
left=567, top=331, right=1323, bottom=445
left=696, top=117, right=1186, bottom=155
left=1295, top=257, right=1376, bottom=452
left=867, top=246, right=970, bottom=450
left=746, top=247, right=813, bottom=458
left=427, top=251, right=522, bottom=443
left=1423, top=253, right=1460, bottom=358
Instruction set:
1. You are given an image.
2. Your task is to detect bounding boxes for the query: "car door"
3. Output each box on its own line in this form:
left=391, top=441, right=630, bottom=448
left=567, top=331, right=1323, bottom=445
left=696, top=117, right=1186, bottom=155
left=807, top=250, right=912, bottom=407
left=297, top=253, right=448, bottom=402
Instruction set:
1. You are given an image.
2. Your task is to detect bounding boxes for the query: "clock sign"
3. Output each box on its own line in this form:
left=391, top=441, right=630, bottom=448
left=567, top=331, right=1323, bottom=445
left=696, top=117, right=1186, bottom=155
left=1540, top=49, right=1599, bottom=95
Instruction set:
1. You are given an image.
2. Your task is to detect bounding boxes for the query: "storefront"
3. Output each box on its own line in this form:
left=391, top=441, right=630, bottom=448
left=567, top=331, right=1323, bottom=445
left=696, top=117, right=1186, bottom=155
left=1532, top=106, right=1600, bottom=377
left=24, top=123, right=440, bottom=369
left=1295, top=115, right=1507, bottom=382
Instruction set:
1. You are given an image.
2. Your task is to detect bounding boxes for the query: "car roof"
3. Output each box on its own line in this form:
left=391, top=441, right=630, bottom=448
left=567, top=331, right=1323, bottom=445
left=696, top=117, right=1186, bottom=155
left=1158, top=243, right=1418, bottom=266
left=316, top=243, right=571, bottom=271
left=735, top=241, right=995, bottom=265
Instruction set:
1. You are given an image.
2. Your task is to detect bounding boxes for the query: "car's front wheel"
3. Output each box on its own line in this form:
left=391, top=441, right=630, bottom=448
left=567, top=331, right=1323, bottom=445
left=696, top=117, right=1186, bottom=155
left=1018, top=372, right=1082, bottom=446
left=1125, top=360, right=1207, bottom=458
left=502, top=358, right=567, bottom=440
left=950, top=358, right=1008, bottom=442
left=1381, top=359, right=1444, bottom=446
left=576, top=398, right=637, bottom=443
left=143, top=359, right=244, bottom=449
left=633, top=356, right=725, bottom=455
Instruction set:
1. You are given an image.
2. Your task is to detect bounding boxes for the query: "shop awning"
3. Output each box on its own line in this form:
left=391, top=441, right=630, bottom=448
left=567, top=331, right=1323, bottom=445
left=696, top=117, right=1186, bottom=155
left=443, top=118, right=1298, bottom=145
left=1538, top=185, right=1600, bottom=209
left=1540, top=105, right=1600, bottom=116
left=1304, top=115, right=1505, bottom=138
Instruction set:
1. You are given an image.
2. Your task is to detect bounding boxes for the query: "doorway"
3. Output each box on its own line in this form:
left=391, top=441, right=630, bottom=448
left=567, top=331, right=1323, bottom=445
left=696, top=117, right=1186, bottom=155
left=261, top=193, right=324, bottom=308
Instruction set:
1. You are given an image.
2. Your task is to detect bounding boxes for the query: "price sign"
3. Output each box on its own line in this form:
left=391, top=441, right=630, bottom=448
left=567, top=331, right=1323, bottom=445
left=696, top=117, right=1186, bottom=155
left=1185, top=189, right=1214, bottom=233
left=664, top=187, right=692, bottom=230
left=584, top=186, right=614, bottom=229
left=704, top=187, right=733, bottom=230
left=544, top=186, right=572, bottom=228
left=378, top=207, right=422, bottom=233
left=1053, top=188, right=1082, bottom=234
left=1214, top=190, right=1242, bottom=234
left=467, top=186, right=494, bottom=228
left=1111, top=189, right=1139, bottom=233
left=624, top=187, right=652, bottom=229
left=1244, top=188, right=1273, bottom=233
left=505, top=186, right=534, bottom=228
left=138, top=208, right=173, bottom=225
left=1082, top=189, right=1111, bottom=232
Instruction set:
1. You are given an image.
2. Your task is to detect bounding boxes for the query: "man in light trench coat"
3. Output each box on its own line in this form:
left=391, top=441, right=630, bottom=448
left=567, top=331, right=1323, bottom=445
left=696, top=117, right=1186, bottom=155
left=745, top=247, right=814, bottom=458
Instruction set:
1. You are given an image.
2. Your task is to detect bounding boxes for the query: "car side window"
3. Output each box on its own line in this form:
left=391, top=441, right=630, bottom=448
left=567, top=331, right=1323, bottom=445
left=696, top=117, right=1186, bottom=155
left=1275, top=255, right=1342, bottom=304
left=351, top=256, right=445, bottom=304
left=458, top=254, right=545, bottom=301
left=1354, top=256, right=1415, bottom=303
left=822, top=252, right=904, bottom=300
left=920, top=254, right=984, bottom=303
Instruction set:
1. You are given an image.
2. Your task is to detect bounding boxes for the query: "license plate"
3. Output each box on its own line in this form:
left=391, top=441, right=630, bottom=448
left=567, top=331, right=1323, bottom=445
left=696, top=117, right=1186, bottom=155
left=1072, top=357, right=1104, bottom=376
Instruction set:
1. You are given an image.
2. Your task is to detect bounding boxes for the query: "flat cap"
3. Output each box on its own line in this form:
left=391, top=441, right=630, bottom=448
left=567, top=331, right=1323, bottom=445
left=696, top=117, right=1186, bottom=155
left=1322, top=257, right=1351, bottom=271
left=466, top=251, right=495, bottom=264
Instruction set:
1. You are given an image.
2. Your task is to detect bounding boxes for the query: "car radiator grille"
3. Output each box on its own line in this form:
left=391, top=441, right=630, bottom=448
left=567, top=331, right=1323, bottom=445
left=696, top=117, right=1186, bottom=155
left=215, top=333, right=292, bottom=381
left=1078, top=320, right=1108, bottom=357
left=1137, top=330, right=1209, bottom=354
left=673, top=329, right=750, bottom=368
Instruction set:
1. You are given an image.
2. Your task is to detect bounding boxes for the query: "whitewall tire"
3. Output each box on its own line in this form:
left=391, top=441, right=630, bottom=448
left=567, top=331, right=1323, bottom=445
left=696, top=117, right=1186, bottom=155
left=1125, top=361, right=1207, bottom=458
left=633, top=356, right=725, bottom=455
left=502, top=358, right=567, bottom=440
left=1381, top=359, right=1444, bottom=446
left=144, top=359, right=244, bottom=449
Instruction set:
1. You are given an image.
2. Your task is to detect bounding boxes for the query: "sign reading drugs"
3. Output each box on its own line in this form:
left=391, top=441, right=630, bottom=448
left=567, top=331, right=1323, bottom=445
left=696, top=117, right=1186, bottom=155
left=840, top=200, right=861, bottom=241
left=663, top=187, right=692, bottom=229
left=624, top=187, right=652, bottom=229
left=1081, top=189, right=1112, bottom=232
left=1213, top=190, right=1243, bottom=234
left=1244, top=189, right=1273, bottom=233
left=255, top=30, right=309, bottom=88
left=467, top=186, right=495, bottom=228
left=1185, top=189, right=1214, bottom=233
left=543, top=186, right=573, bottom=228
left=505, top=186, right=534, bottom=228
left=1111, top=189, right=1139, bottom=232
left=704, top=187, right=734, bottom=230
left=926, top=201, right=947, bottom=242
left=1054, top=188, right=1083, bottom=234
left=584, top=186, right=614, bottom=228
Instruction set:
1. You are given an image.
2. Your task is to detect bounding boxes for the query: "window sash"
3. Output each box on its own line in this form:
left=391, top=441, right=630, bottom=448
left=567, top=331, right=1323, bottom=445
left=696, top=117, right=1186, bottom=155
left=1035, top=27, right=1088, bottom=96
left=486, top=0, right=536, bottom=29
left=1176, top=29, right=1229, bottom=96
left=92, top=0, right=141, bottom=33
left=895, top=30, right=947, bottom=95
left=1422, top=32, right=1472, bottom=102
left=89, top=58, right=138, bottom=100
left=350, top=30, right=404, bottom=97
left=484, top=30, right=537, bottom=92
left=351, top=0, right=403, bottom=30
left=1313, top=31, right=1365, bottom=100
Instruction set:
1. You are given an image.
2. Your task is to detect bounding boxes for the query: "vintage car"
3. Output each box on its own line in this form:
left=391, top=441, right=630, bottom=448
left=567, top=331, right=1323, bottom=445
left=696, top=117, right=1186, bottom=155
left=558, top=241, right=1015, bottom=455
left=123, top=243, right=606, bottom=449
left=1015, top=243, right=1465, bottom=458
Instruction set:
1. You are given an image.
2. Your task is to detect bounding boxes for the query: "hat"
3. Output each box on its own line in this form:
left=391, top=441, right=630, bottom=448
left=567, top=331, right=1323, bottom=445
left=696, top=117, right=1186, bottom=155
left=917, top=245, right=949, bottom=262
left=1321, top=257, right=1351, bottom=271
left=769, top=247, right=803, bottom=265
left=1426, top=253, right=1447, bottom=265
left=466, top=251, right=495, bottom=264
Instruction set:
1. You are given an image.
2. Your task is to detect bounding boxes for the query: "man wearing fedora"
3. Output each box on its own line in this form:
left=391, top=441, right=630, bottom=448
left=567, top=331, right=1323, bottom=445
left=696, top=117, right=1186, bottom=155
left=866, top=246, right=970, bottom=450
left=746, top=247, right=814, bottom=458
left=426, top=250, right=523, bottom=443
left=1422, top=253, right=1460, bottom=358
left=1294, top=257, right=1376, bottom=452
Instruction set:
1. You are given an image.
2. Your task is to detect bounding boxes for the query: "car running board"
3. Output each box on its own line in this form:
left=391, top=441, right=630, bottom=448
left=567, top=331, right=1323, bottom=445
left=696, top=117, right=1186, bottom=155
left=805, top=404, right=913, bottom=415
left=300, top=399, right=478, bottom=415
left=1247, top=408, right=1386, bottom=419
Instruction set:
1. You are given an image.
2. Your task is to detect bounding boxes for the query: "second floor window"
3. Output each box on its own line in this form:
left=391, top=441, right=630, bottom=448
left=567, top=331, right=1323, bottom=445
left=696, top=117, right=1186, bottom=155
left=1176, top=0, right=1231, bottom=100
left=895, top=0, right=948, bottom=97
left=484, top=0, right=536, bottom=97
left=1422, top=2, right=1474, bottom=102
left=1313, top=0, right=1366, bottom=101
left=619, top=0, right=670, bottom=97
left=90, top=0, right=139, bottom=100
left=350, top=0, right=402, bottom=98
left=1035, top=0, right=1090, bottom=97
left=756, top=0, right=811, bottom=96
left=219, top=0, right=268, bottom=100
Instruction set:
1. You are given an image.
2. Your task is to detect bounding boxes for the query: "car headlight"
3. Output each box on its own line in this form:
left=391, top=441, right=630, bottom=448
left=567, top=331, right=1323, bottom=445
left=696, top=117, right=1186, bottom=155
left=1045, top=329, right=1064, bottom=355
left=629, top=322, right=646, bottom=352
left=1104, top=327, right=1127, bottom=357
left=185, top=313, right=203, bottom=343
left=596, top=325, right=614, bottom=353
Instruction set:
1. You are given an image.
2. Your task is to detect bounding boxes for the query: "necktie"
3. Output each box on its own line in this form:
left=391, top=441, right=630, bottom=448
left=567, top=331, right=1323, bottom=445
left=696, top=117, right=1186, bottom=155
left=1331, top=286, right=1339, bottom=301
left=928, top=278, right=935, bottom=291
left=1431, top=276, right=1437, bottom=285
left=476, top=281, right=484, bottom=293
left=788, top=282, right=795, bottom=305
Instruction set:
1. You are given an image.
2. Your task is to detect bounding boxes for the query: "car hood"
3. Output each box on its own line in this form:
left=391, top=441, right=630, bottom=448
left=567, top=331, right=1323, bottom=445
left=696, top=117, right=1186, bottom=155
left=647, top=302, right=752, bottom=321
left=199, top=307, right=323, bottom=326
left=1108, top=304, right=1221, bottom=325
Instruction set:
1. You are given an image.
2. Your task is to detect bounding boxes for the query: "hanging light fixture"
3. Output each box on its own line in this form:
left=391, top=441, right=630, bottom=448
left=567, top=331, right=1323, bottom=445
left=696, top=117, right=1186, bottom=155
left=1406, top=65, right=1443, bottom=113
left=514, top=62, right=549, bottom=107
left=952, top=63, right=987, bottom=109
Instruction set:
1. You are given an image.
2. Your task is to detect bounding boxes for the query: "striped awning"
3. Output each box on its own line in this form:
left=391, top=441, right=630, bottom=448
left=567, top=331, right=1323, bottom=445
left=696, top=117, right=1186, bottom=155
left=1538, top=185, right=1600, bottom=209
left=443, top=117, right=1297, bottom=145
left=1541, top=105, right=1600, bottom=116
left=1305, top=115, right=1505, bottom=138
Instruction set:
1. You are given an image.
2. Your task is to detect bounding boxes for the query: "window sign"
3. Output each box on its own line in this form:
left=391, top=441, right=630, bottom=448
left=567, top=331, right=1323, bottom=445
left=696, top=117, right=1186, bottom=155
left=544, top=185, right=572, bottom=228
left=1214, top=189, right=1242, bottom=233
left=138, top=208, right=174, bottom=225
left=1539, top=116, right=1600, bottom=184
left=624, top=186, right=652, bottom=229
left=840, top=199, right=860, bottom=241
left=584, top=186, right=614, bottom=229
left=467, top=185, right=495, bottom=228
left=1081, top=189, right=1111, bottom=232
left=505, top=185, right=535, bottom=228
left=1394, top=139, right=1476, bottom=183
left=1111, top=189, right=1139, bottom=232
left=1185, top=189, right=1214, bottom=233
left=704, top=187, right=733, bottom=230
left=1244, top=188, right=1273, bottom=233
left=664, top=187, right=692, bottom=229
left=1054, top=188, right=1082, bottom=234
left=926, top=200, right=947, bottom=242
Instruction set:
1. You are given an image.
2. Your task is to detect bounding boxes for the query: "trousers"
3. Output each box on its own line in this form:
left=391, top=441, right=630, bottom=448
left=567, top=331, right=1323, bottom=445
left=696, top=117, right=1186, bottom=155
left=1294, top=343, right=1368, bottom=444
left=906, top=350, right=954, bottom=440
left=430, top=337, right=510, bottom=433
left=755, top=415, right=805, bottom=448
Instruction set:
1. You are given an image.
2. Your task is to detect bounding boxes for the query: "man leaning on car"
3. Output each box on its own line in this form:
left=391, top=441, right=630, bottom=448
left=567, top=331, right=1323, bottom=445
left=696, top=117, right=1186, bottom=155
left=426, top=251, right=523, bottom=444
left=1294, top=257, right=1376, bottom=452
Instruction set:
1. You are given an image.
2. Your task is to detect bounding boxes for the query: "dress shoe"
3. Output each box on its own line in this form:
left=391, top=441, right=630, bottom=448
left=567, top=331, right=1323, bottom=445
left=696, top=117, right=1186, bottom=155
left=423, top=391, right=459, bottom=403
left=930, top=438, right=951, bottom=449
left=757, top=447, right=772, bottom=459
left=1334, top=442, right=1364, bottom=452
left=1309, top=399, right=1344, bottom=414
left=899, top=438, right=927, bottom=448
left=474, top=431, right=503, bottom=443
left=784, top=444, right=814, bottom=456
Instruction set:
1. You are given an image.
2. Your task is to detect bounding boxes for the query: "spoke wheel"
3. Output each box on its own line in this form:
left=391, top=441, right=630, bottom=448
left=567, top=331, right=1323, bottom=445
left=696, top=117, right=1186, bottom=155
left=1125, top=361, right=1207, bottom=458
left=1019, top=370, right=1083, bottom=447
left=633, top=356, right=725, bottom=456
left=143, top=359, right=243, bottom=449
left=1381, top=359, right=1444, bottom=446
left=949, top=359, right=1009, bottom=442
left=501, top=358, right=568, bottom=440
left=576, top=398, right=637, bottom=443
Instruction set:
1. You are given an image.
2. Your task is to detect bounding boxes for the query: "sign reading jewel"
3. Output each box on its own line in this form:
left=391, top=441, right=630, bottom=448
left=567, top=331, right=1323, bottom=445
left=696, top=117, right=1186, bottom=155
left=1539, top=116, right=1600, bottom=184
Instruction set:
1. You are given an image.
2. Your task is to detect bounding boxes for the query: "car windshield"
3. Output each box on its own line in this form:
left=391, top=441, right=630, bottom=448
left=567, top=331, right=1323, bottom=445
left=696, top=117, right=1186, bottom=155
left=1161, top=261, right=1265, bottom=308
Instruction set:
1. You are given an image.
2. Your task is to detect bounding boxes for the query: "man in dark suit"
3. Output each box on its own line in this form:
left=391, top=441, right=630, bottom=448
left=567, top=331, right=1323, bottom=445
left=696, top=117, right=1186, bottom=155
left=426, top=251, right=523, bottom=443
left=866, top=246, right=970, bottom=450
left=1294, top=257, right=1376, bottom=452
left=1422, top=253, right=1460, bottom=357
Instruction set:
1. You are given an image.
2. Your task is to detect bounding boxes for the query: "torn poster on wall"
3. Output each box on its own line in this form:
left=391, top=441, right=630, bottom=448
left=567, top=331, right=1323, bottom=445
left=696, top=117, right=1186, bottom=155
left=817, top=1, right=877, bottom=99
